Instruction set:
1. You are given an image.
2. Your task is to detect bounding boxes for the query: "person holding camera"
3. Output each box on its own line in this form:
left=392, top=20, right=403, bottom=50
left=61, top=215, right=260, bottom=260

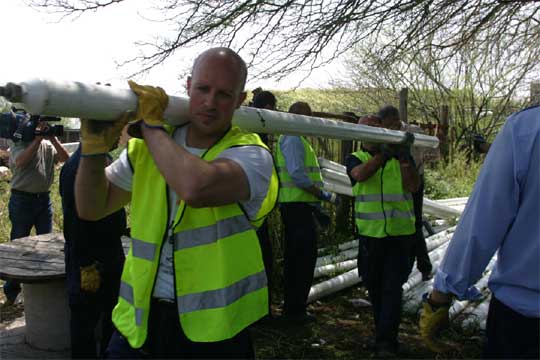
left=275, top=101, right=339, bottom=323
left=3, top=120, right=69, bottom=305
left=346, top=113, right=419, bottom=357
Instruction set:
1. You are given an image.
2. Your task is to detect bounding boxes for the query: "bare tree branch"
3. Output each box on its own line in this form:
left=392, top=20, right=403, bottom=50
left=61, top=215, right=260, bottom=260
left=26, top=0, right=540, bottom=81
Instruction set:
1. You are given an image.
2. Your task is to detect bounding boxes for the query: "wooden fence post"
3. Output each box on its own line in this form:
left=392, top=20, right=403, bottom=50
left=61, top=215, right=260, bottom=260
left=335, top=115, right=357, bottom=238
left=399, top=88, right=408, bottom=124
left=438, top=105, right=450, bottom=161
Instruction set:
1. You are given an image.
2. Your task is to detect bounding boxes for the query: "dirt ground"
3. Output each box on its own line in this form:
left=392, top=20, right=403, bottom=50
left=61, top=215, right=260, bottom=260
left=0, top=284, right=483, bottom=359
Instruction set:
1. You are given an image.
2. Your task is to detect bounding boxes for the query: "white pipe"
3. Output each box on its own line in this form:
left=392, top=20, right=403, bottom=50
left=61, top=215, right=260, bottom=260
left=1, top=79, right=439, bottom=148
left=318, top=158, right=347, bottom=173
left=321, top=168, right=352, bottom=187
left=307, top=268, right=361, bottom=303
left=314, top=260, right=357, bottom=279
left=315, top=248, right=357, bottom=267
left=423, top=198, right=462, bottom=218
left=318, top=239, right=359, bottom=255
left=62, top=142, right=79, bottom=154
left=322, top=180, right=353, bottom=196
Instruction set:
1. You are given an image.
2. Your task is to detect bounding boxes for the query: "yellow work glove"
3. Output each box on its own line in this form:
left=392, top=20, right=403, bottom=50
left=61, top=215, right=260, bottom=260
left=419, top=296, right=450, bottom=353
left=80, top=115, right=131, bottom=156
left=127, top=80, right=169, bottom=138
left=80, top=263, right=101, bottom=293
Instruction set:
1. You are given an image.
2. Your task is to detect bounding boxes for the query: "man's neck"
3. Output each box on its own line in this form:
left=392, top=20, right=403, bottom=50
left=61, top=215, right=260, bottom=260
left=185, top=124, right=227, bottom=149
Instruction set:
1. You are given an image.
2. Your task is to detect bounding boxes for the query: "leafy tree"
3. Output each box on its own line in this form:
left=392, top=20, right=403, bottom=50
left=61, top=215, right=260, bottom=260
left=342, top=29, right=539, bottom=157
left=28, top=0, right=540, bottom=79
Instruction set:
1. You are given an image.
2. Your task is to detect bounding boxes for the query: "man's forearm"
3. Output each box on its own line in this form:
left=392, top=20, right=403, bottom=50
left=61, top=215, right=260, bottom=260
left=350, top=153, right=386, bottom=182
left=400, top=160, right=420, bottom=192
left=75, top=155, right=109, bottom=220
left=50, top=137, right=70, bottom=163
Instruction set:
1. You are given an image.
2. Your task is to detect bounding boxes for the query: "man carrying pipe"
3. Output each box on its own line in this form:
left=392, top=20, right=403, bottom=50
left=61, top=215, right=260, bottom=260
left=75, top=47, right=278, bottom=358
left=346, top=114, right=419, bottom=358
left=275, top=101, right=339, bottom=324
left=378, top=105, right=433, bottom=281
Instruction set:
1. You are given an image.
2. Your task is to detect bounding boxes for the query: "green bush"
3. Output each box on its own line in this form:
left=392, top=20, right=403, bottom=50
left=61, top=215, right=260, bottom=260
left=424, top=151, right=484, bottom=200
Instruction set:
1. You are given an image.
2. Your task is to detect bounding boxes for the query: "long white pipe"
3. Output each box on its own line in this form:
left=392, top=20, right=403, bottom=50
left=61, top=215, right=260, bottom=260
left=315, top=248, right=357, bottom=267
left=314, top=260, right=357, bottom=279
left=321, top=168, right=352, bottom=187
left=0, top=79, right=439, bottom=148
left=318, top=239, right=359, bottom=255
left=307, top=268, right=361, bottom=303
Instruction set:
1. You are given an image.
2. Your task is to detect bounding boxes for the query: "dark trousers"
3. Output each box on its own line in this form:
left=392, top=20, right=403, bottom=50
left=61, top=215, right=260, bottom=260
left=69, top=266, right=123, bottom=359
left=105, top=300, right=254, bottom=359
left=358, top=235, right=415, bottom=350
left=256, top=219, right=273, bottom=315
left=410, top=177, right=432, bottom=275
left=280, top=203, right=318, bottom=316
left=4, top=191, right=52, bottom=302
left=483, top=296, right=540, bottom=359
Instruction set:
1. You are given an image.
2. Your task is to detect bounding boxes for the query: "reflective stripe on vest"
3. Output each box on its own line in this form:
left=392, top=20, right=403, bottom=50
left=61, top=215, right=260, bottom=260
left=174, top=214, right=253, bottom=250
left=355, top=208, right=415, bottom=220
left=275, top=135, right=322, bottom=203
left=351, top=150, right=415, bottom=238
left=119, top=281, right=144, bottom=326
left=113, top=126, right=277, bottom=347
left=177, top=271, right=267, bottom=314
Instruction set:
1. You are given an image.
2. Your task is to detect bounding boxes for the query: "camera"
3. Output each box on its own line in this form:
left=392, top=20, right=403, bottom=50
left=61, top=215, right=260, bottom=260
left=0, top=108, right=63, bottom=142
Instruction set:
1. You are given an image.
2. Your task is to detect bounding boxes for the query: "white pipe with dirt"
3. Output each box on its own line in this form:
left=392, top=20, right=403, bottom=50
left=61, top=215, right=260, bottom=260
left=0, top=79, right=440, bottom=147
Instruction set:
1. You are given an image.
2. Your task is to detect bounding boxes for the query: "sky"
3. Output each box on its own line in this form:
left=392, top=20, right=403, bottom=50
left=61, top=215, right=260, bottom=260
left=0, top=1, right=343, bottom=97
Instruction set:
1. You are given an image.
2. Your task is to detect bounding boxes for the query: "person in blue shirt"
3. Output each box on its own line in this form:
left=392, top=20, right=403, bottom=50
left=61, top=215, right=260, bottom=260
left=276, top=101, right=338, bottom=323
left=420, top=105, right=540, bottom=359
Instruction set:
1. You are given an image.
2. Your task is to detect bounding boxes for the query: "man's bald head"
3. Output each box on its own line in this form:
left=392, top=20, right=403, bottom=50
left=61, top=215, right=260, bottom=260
left=192, top=47, right=248, bottom=92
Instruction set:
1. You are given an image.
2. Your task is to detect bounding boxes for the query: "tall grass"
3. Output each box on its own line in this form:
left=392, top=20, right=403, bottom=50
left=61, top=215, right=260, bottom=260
left=424, top=151, right=484, bottom=199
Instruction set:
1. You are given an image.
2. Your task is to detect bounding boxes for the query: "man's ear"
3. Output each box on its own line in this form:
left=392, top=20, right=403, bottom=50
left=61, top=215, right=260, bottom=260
left=236, top=92, right=247, bottom=108
left=186, top=76, right=192, bottom=96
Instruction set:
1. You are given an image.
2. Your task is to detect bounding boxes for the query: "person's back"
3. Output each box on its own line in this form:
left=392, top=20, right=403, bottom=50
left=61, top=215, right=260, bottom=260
left=420, top=105, right=539, bottom=359
left=60, top=145, right=126, bottom=358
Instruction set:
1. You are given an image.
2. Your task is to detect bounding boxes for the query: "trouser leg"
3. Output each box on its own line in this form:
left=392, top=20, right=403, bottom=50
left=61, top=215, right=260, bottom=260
left=34, top=195, right=53, bottom=235
left=281, top=203, right=317, bottom=316
left=483, top=296, right=540, bottom=359
left=70, top=300, right=100, bottom=359
left=374, top=237, right=414, bottom=350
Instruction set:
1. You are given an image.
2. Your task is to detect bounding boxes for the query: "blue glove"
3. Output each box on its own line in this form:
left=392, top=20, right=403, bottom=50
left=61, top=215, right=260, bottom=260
left=319, top=190, right=340, bottom=205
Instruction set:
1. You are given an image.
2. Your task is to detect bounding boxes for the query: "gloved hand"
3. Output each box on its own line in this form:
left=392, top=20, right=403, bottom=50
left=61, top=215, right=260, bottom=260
left=127, top=80, right=169, bottom=138
left=395, top=131, right=415, bottom=161
left=80, top=263, right=101, bottom=293
left=80, top=114, right=131, bottom=156
left=319, top=189, right=340, bottom=206
left=379, top=143, right=397, bottom=161
left=419, top=293, right=450, bottom=352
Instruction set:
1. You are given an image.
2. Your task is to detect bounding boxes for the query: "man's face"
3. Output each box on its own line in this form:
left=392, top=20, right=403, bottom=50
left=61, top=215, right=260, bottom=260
left=187, top=56, right=246, bottom=138
left=381, top=116, right=401, bottom=131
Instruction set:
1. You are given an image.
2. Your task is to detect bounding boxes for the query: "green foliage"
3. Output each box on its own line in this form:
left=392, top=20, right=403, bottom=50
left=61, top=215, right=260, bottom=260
left=424, top=150, right=484, bottom=200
